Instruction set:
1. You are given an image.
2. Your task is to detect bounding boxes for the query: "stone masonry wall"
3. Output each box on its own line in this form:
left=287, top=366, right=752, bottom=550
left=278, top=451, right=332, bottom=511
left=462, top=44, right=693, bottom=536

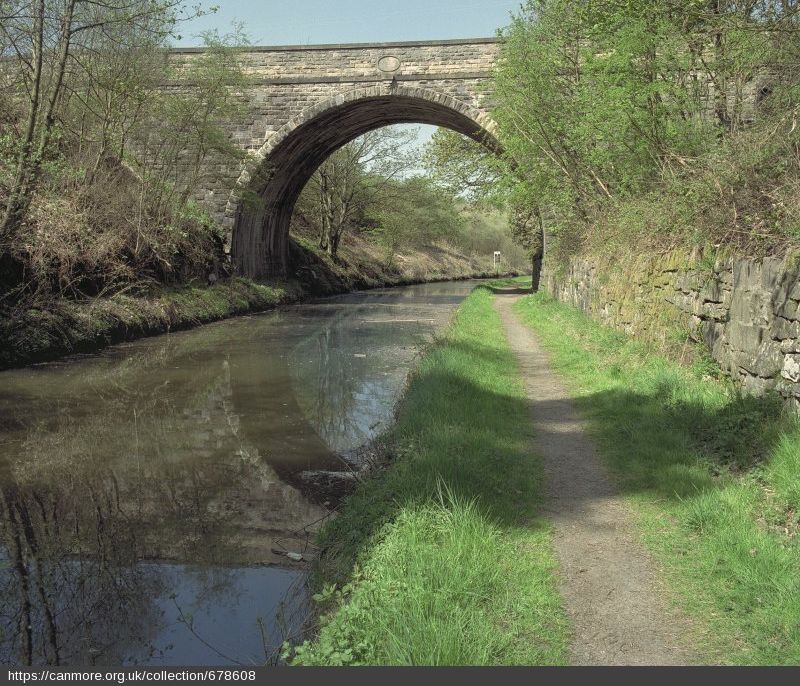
left=166, top=39, right=500, bottom=224
left=542, top=253, right=800, bottom=407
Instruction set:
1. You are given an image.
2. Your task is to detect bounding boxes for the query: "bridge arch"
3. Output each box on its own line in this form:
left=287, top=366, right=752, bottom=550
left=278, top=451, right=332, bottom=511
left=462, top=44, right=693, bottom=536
left=224, top=84, right=500, bottom=279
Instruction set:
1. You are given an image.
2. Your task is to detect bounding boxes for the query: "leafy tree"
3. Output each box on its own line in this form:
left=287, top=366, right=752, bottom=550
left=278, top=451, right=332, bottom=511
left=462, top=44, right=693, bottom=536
left=422, top=127, right=544, bottom=283
left=131, top=26, right=251, bottom=212
left=369, top=175, right=461, bottom=263
left=422, top=128, right=502, bottom=204
left=493, top=0, right=800, bottom=257
left=0, top=3, right=255, bottom=300
left=0, top=0, right=204, bottom=242
left=293, top=127, right=420, bottom=258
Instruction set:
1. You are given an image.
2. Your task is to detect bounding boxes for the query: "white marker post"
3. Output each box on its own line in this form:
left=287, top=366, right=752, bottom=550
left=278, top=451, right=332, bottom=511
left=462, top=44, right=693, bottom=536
left=493, top=251, right=501, bottom=275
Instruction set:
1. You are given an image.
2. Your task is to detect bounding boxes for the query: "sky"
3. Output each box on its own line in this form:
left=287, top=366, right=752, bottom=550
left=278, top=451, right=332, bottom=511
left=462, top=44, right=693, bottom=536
left=174, top=0, right=524, bottom=47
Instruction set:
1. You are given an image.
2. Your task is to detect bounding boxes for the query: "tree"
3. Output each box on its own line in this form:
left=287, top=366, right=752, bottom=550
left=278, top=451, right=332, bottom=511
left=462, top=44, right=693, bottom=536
left=0, top=5, right=255, bottom=300
left=130, top=26, right=251, bottom=212
left=492, top=0, right=800, bottom=262
left=0, top=0, right=205, bottom=243
left=422, top=128, right=502, bottom=204
left=369, top=175, right=461, bottom=263
left=422, top=127, right=545, bottom=281
left=294, top=126, right=420, bottom=258
left=508, top=193, right=545, bottom=290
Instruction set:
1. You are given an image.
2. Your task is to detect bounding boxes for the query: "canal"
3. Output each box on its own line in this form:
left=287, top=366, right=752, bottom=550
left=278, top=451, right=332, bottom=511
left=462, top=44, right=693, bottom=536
left=0, top=281, right=477, bottom=666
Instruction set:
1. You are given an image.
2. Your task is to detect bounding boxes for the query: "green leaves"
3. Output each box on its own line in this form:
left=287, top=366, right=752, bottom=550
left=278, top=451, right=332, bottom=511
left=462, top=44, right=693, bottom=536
left=492, top=0, right=800, bottom=259
left=422, top=128, right=505, bottom=205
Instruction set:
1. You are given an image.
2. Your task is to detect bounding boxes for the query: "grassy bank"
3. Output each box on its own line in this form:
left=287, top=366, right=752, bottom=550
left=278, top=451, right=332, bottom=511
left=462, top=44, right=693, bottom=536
left=287, top=286, right=569, bottom=666
left=0, top=234, right=515, bottom=370
left=514, top=292, right=800, bottom=665
left=0, top=278, right=297, bottom=369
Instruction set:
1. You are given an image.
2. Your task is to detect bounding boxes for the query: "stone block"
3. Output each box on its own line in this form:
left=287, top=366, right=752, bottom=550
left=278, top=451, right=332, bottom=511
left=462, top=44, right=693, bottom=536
left=666, top=291, right=696, bottom=314
left=739, top=373, right=778, bottom=395
left=736, top=340, right=783, bottom=378
left=699, top=278, right=727, bottom=304
left=782, top=354, right=800, bottom=383
left=675, top=271, right=703, bottom=293
left=732, top=258, right=757, bottom=289
left=771, top=317, right=800, bottom=341
left=701, top=301, right=728, bottom=322
left=700, top=320, right=728, bottom=360
left=777, top=298, right=800, bottom=321
left=779, top=381, right=800, bottom=402
left=790, top=277, right=800, bottom=302
left=761, top=257, right=785, bottom=291
left=729, top=290, right=772, bottom=326
left=726, top=321, right=764, bottom=352
left=716, top=268, right=734, bottom=286
left=781, top=338, right=800, bottom=354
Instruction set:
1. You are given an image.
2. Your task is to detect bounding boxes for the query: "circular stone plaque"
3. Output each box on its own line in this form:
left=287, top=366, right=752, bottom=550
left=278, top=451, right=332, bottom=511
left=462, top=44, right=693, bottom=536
left=377, top=55, right=401, bottom=73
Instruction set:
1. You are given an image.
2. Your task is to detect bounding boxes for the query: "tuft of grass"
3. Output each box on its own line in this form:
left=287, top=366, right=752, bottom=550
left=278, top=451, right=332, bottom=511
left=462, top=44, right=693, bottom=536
left=288, top=286, right=569, bottom=666
left=514, top=292, right=800, bottom=665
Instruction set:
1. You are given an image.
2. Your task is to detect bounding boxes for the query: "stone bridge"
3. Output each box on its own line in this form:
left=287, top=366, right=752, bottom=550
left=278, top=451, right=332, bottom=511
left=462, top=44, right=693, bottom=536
left=169, top=38, right=501, bottom=278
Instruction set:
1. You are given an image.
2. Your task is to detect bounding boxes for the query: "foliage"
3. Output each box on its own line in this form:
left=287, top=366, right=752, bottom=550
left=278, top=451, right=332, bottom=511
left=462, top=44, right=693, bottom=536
left=422, top=128, right=503, bottom=204
left=368, top=176, right=461, bottom=262
left=493, top=0, right=800, bottom=261
left=131, top=25, right=251, bottom=208
left=0, top=6, right=250, bottom=307
left=292, top=126, right=529, bottom=270
left=0, top=0, right=205, bottom=241
left=292, top=127, right=420, bottom=258
left=420, top=129, right=541, bottom=269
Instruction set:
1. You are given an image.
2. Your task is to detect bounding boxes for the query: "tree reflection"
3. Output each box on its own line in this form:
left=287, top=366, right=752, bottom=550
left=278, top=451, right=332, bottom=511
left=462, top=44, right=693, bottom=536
left=0, top=283, right=463, bottom=665
left=0, top=343, right=324, bottom=665
left=289, top=312, right=429, bottom=453
left=0, top=452, right=163, bottom=665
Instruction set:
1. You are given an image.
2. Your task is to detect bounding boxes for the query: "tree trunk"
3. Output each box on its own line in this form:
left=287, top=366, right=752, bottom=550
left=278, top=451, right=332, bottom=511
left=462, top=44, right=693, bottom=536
left=0, top=0, right=45, bottom=241
left=531, top=250, right=543, bottom=292
left=1, top=0, right=77, bottom=241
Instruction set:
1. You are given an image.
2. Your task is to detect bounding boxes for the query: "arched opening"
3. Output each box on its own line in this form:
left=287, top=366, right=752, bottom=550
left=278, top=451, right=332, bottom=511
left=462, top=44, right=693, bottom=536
left=225, top=86, right=500, bottom=279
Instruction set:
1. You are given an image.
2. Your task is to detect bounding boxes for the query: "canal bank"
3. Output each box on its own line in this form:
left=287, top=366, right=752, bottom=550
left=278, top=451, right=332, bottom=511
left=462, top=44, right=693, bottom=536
left=0, top=238, right=517, bottom=370
left=289, top=284, right=571, bottom=666
left=292, top=282, right=800, bottom=666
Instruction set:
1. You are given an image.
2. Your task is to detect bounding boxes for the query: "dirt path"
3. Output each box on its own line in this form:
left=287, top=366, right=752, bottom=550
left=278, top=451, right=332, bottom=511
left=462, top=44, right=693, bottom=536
left=494, top=292, right=697, bottom=665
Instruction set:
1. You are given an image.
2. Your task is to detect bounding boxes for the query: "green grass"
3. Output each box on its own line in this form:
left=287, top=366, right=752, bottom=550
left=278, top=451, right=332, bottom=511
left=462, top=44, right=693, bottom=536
left=484, top=275, right=534, bottom=289
left=289, top=286, right=570, bottom=666
left=513, top=292, right=800, bottom=665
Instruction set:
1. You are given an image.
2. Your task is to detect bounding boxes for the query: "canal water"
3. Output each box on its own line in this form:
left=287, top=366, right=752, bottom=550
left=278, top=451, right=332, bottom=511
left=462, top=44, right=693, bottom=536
left=0, top=281, right=477, bottom=666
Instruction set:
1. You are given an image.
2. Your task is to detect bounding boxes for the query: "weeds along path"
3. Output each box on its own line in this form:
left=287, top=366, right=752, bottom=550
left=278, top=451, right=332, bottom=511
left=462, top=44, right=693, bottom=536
left=493, top=292, right=696, bottom=665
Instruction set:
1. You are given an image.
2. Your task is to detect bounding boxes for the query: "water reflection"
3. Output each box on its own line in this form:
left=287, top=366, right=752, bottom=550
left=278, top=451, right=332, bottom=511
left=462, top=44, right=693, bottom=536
left=0, top=281, right=475, bottom=665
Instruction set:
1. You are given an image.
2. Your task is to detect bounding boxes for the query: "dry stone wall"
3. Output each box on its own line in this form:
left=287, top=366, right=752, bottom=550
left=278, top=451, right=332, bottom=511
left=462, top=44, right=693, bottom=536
left=542, top=253, right=800, bottom=407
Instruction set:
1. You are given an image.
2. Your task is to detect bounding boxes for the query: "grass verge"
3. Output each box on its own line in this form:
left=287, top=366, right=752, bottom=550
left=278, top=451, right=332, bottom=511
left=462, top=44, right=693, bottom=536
left=513, top=292, right=800, bottom=665
left=287, top=286, right=569, bottom=666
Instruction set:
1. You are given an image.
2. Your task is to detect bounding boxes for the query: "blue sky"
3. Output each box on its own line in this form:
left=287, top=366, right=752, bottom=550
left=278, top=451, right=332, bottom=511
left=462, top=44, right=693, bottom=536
left=175, top=0, right=524, bottom=47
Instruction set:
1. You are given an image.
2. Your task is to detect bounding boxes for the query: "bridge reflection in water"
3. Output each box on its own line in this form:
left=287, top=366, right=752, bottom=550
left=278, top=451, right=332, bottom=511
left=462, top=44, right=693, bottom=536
left=0, top=281, right=475, bottom=666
